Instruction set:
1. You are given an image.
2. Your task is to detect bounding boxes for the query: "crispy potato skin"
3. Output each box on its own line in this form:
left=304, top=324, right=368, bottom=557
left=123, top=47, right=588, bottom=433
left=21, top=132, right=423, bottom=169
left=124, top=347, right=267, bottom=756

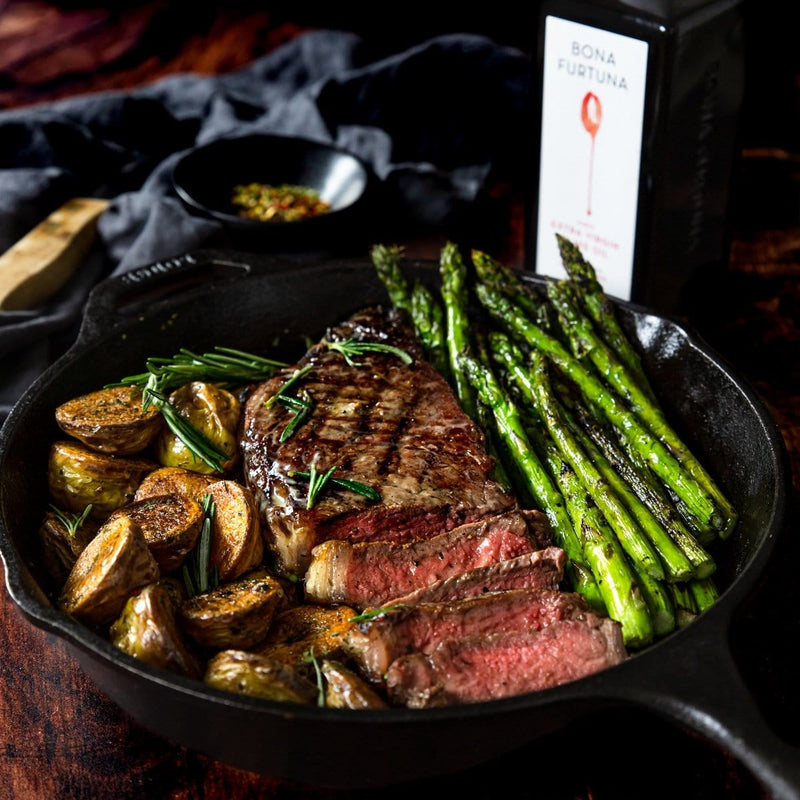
left=135, top=466, right=216, bottom=503
left=108, top=493, right=204, bottom=574
left=110, top=582, right=203, bottom=678
left=58, top=516, right=160, bottom=625
left=178, top=573, right=284, bottom=650
left=205, top=480, right=264, bottom=582
left=256, top=604, right=357, bottom=668
left=38, top=510, right=99, bottom=586
left=48, top=440, right=158, bottom=518
left=55, top=386, right=162, bottom=455
left=155, top=382, right=241, bottom=475
left=321, top=659, right=389, bottom=709
left=204, top=650, right=317, bottom=704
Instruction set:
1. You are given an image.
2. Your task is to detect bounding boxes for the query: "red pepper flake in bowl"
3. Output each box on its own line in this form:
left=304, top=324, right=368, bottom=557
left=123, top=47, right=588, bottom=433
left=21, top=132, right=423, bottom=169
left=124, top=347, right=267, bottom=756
left=231, top=183, right=331, bottom=222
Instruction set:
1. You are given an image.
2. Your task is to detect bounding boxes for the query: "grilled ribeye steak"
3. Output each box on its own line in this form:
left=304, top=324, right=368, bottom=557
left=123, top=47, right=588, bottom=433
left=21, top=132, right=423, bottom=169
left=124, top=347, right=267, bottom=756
left=304, top=509, right=552, bottom=609
left=385, top=617, right=627, bottom=707
left=347, top=586, right=593, bottom=681
left=241, top=307, right=516, bottom=576
left=383, top=545, right=566, bottom=607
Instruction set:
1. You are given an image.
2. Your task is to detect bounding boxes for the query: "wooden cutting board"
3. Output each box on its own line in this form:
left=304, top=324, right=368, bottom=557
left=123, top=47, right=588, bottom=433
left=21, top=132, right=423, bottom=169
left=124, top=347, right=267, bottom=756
left=0, top=197, right=109, bottom=311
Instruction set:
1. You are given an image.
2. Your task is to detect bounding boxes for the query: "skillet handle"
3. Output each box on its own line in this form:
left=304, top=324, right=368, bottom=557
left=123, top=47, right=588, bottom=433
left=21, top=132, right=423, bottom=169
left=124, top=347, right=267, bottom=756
left=619, top=619, right=800, bottom=800
left=76, top=249, right=280, bottom=345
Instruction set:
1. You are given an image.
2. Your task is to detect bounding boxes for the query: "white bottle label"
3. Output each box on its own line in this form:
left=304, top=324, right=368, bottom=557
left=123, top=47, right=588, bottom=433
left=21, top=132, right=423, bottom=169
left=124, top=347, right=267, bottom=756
left=535, top=15, right=649, bottom=300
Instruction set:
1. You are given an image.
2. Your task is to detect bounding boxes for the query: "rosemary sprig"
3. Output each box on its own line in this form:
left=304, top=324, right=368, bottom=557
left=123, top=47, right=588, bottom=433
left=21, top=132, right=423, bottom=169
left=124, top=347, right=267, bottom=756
left=114, top=346, right=288, bottom=394
left=326, top=337, right=413, bottom=367
left=290, top=466, right=381, bottom=508
left=49, top=504, right=92, bottom=537
left=349, top=604, right=408, bottom=623
left=182, top=494, right=219, bottom=598
left=303, top=648, right=326, bottom=708
left=148, top=388, right=230, bottom=472
left=266, top=365, right=316, bottom=442
left=265, top=364, right=313, bottom=407
left=277, top=389, right=314, bottom=442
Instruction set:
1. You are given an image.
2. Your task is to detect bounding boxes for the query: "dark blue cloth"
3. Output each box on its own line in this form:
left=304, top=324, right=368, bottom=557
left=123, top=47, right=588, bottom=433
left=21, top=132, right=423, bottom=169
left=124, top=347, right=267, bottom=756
left=0, top=30, right=529, bottom=422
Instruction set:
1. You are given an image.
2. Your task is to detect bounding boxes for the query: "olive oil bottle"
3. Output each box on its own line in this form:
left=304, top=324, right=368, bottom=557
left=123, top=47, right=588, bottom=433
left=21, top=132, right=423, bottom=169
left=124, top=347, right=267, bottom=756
left=528, top=0, right=745, bottom=313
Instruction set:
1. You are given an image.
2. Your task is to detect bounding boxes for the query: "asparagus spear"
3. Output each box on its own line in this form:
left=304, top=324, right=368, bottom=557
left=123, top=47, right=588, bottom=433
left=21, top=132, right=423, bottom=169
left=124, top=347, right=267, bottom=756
left=410, top=279, right=450, bottom=379
left=440, top=241, right=479, bottom=420
left=555, top=233, right=652, bottom=393
left=526, top=419, right=654, bottom=646
left=459, top=352, right=604, bottom=609
left=689, top=577, right=720, bottom=613
left=370, top=243, right=412, bottom=313
left=546, top=277, right=737, bottom=538
left=475, top=283, right=726, bottom=538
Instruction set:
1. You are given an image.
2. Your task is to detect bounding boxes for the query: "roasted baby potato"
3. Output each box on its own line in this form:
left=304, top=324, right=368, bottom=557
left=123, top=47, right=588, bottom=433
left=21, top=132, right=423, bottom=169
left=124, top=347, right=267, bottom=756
left=178, top=572, right=285, bottom=650
left=48, top=440, right=158, bottom=518
left=321, top=659, right=389, bottom=709
left=38, top=506, right=99, bottom=586
left=58, top=515, right=159, bottom=626
left=256, top=604, right=357, bottom=668
left=55, top=385, right=162, bottom=455
left=205, top=479, right=263, bottom=582
left=107, top=493, right=204, bottom=573
left=135, top=466, right=216, bottom=503
left=110, top=581, right=203, bottom=678
left=204, top=650, right=318, bottom=704
left=155, top=382, right=240, bottom=474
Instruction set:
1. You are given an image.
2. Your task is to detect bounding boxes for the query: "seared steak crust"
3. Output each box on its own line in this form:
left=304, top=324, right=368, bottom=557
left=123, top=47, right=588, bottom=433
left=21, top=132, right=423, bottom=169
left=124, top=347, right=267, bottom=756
left=241, top=307, right=515, bottom=575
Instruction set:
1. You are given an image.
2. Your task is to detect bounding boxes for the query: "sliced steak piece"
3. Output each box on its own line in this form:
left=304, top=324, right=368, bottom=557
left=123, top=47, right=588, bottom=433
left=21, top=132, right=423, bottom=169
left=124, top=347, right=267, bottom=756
left=240, top=306, right=516, bottom=576
left=385, top=617, right=627, bottom=707
left=304, top=509, right=551, bottom=609
left=384, top=546, right=566, bottom=607
left=346, top=587, right=594, bottom=681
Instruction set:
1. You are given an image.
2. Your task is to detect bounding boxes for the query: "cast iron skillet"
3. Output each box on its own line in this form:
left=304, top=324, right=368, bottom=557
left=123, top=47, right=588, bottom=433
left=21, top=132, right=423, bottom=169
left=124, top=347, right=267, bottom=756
left=0, top=250, right=796, bottom=794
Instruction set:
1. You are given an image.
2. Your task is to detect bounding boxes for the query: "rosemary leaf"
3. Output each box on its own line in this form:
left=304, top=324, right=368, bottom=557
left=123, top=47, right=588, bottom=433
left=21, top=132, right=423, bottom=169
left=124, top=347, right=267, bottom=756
left=303, top=648, right=326, bottom=708
left=326, top=337, right=413, bottom=367
left=49, top=504, right=93, bottom=538
left=265, top=364, right=313, bottom=407
left=290, top=468, right=381, bottom=505
left=349, top=604, right=408, bottom=623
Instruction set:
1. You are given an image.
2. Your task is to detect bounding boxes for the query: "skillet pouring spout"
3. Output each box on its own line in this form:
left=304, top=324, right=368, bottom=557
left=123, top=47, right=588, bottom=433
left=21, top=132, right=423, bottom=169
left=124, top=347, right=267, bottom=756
left=0, top=249, right=794, bottom=790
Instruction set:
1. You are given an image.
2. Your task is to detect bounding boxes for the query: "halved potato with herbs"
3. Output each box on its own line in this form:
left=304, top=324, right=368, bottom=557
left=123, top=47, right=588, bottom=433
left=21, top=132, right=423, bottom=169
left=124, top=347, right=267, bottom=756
left=256, top=604, right=357, bottom=668
left=48, top=440, right=158, bottom=518
left=135, top=466, right=216, bottom=503
left=155, top=382, right=240, bottom=475
left=58, top=515, right=159, bottom=626
left=110, top=581, right=203, bottom=678
left=55, top=385, right=162, bottom=456
left=205, top=479, right=263, bottom=582
left=38, top=505, right=99, bottom=585
left=204, top=650, right=318, bottom=704
left=321, top=659, right=389, bottom=709
left=178, top=572, right=286, bottom=650
left=107, top=493, right=204, bottom=574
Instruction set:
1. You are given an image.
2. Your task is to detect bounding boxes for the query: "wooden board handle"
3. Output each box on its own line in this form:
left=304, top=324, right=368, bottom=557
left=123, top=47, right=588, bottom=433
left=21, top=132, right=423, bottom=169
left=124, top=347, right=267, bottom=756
left=0, top=197, right=110, bottom=311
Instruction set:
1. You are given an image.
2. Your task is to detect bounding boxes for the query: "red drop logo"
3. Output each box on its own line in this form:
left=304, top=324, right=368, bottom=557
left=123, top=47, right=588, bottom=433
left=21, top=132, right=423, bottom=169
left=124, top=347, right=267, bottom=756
left=581, top=92, right=602, bottom=215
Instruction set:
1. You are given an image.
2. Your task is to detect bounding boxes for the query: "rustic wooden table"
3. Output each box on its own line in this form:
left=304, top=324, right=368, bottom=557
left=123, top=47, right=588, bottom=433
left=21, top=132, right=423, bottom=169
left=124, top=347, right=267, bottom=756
left=1, top=3, right=798, bottom=798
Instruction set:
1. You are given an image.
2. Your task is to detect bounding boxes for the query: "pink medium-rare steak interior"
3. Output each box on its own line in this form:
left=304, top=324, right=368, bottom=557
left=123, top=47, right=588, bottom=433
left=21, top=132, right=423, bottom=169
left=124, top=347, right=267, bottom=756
left=240, top=307, right=516, bottom=576
left=303, top=508, right=552, bottom=608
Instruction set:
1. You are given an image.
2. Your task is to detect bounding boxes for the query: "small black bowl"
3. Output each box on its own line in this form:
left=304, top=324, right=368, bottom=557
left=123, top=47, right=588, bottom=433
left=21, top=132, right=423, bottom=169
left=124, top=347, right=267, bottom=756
left=172, top=134, right=372, bottom=246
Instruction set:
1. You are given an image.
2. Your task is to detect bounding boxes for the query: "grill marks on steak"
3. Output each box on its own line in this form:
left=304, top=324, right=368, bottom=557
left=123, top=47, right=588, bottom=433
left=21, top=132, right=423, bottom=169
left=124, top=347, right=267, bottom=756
left=385, top=617, right=627, bottom=708
left=240, top=307, right=515, bottom=575
left=304, top=509, right=551, bottom=609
